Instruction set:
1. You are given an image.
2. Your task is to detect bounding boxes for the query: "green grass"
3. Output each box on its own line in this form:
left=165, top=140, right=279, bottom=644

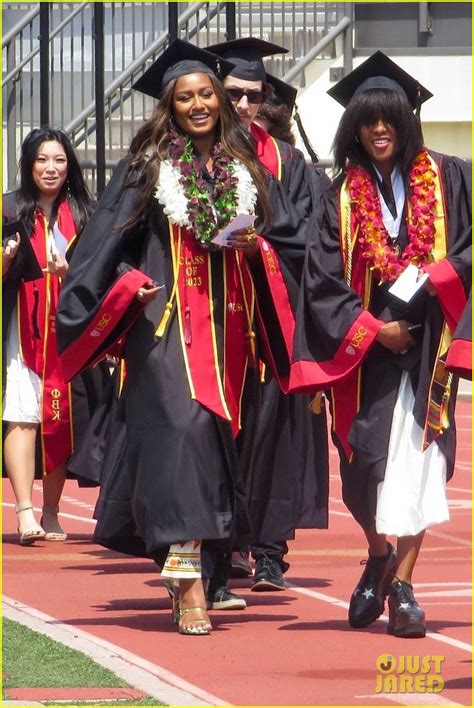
left=2, top=618, right=129, bottom=688
left=2, top=618, right=165, bottom=705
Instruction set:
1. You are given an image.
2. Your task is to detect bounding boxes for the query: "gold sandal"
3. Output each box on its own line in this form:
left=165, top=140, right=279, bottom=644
left=15, top=502, right=46, bottom=546
left=164, top=580, right=180, bottom=624
left=178, top=606, right=212, bottom=636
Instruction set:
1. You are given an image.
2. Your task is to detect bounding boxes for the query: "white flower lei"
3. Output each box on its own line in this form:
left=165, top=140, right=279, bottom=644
left=154, top=158, right=257, bottom=230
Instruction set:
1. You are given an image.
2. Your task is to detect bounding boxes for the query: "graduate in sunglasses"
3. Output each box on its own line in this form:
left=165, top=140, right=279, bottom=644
left=206, top=38, right=330, bottom=601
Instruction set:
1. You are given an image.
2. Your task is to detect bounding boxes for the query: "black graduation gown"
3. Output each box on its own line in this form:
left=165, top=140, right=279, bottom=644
left=290, top=151, right=471, bottom=528
left=2, top=191, right=109, bottom=480
left=56, top=157, right=301, bottom=562
left=243, top=151, right=331, bottom=542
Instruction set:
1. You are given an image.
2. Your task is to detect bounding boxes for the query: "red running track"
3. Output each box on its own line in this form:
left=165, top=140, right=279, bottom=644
left=2, top=399, right=471, bottom=706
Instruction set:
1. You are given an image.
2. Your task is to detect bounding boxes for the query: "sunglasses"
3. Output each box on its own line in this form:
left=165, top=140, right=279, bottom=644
left=226, top=87, right=266, bottom=104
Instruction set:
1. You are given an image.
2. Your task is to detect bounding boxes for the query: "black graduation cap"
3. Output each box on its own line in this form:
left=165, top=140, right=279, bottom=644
left=265, top=73, right=298, bottom=112
left=327, top=51, right=433, bottom=112
left=205, top=38, right=288, bottom=82
left=132, top=39, right=236, bottom=100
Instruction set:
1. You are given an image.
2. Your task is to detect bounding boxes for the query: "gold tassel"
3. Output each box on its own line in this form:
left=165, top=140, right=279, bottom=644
left=246, top=330, right=257, bottom=367
left=155, top=302, right=173, bottom=338
left=118, top=359, right=126, bottom=397
left=309, top=392, right=324, bottom=415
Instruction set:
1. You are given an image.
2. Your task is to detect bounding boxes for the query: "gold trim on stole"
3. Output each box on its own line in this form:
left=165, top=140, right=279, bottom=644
left=269, top=135, right=282, bottom=181
left=207, top=250, right=232, bottom=420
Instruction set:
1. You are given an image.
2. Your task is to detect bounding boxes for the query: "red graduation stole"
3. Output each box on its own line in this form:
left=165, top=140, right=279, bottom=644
left=251, top=122, right=283, bottom=386
left=333, top=152, right=450, bottom=458
left=250, top=122, right=282, bottom=180
left=17, top=200, right=77, bottom=474
left=158, top=224, right=256, bottom=438
left=155, top=130, right=285, bottom=433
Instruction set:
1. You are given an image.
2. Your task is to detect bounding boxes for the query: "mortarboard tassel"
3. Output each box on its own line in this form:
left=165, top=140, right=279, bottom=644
left=155, top=301, right=173, bottom=338
left=415, top=86, right=422, bottom=121
left=246, top=330, right=257, bottom=367
left=309, top=392, right=324, bottom=415
left=184, top=304, right=192, bottom=345
left=294, top=105, right=319, bottom=164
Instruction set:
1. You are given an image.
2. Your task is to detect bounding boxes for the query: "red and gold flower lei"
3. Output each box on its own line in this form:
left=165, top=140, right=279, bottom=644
left=347, top=148, right=437, bottom=282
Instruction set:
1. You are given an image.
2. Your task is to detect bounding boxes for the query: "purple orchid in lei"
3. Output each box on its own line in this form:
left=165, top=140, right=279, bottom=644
left=167, top=128, right=240, bottom=245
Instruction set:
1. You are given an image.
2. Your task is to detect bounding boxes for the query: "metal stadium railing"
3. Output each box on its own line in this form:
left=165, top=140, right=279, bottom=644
left=2, top=2, right=352, bottom=194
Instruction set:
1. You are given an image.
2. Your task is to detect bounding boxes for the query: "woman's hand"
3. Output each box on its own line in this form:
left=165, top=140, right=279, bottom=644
left=43, top=252, right=69, bottom=278
left=105, top=355, right=120, bottom=366
left=136, top=280, right=162, bottom=304
left=422, top=274, right=437, bottom=297
left=2, top=234, right=20, bottom=276
left=375, top=320, right=417, bottom=354
left=226, top=226, right=259, bottom=258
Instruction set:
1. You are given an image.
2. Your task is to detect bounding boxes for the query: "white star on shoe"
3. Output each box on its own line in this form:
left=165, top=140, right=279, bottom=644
left=399, top=602, right=411, bottom=609
left=362, top=587, right=374, bottom=599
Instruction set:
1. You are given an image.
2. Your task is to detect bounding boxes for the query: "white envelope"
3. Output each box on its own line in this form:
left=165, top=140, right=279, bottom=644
left=211, top=213, right=256, bottom=247
left=388, top=263, right=429, bottom=302
left=51, top=224, right=69, bottom=260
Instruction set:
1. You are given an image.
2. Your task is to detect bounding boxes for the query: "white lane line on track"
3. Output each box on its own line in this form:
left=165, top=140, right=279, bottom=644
left=33, top=486, right=97, bottom=510
left=447, top=500, right=472, bottom=509
left=356, top=693, right=465, bottom=707
left=61, top=493, right=96, bottom=505
left=328, top=505, right=472, bottom=548
left=2, top=502, right=96, bottom=525
left=331, top=502, right=473, bottom=517
left=415, top=582, right=472, bottom=587
left=3, top=596, right=230, bottom=707
left=285, top=584, right=472, bottom=654
left=329, top=508, right=353, bottom=517
left=425, top=529, right=472, bottom=548
left=422, top=602, right=472, bottom=606
left=415, top=589, right=472, bottom=598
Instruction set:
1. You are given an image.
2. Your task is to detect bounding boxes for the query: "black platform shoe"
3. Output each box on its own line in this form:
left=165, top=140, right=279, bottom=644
left=251, top=556, right=286, bottom=591
left=348, top=542, right=397, bottom=628
left=387, top=579, right=426, bottom=638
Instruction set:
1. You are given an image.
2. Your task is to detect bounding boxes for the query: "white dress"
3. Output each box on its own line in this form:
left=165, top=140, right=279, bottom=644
left=373, top=168, right=449, bottom=537
left=375, top=371, right=449, bottom=536
left=3, top=308, right=42, bottom=424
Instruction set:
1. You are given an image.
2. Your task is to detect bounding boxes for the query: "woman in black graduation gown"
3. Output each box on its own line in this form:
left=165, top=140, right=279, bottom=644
left=290, top=52, right=471, bottom=638
left=56, top=40, right=299, bottom=636
left=2, top=127, right=98, bottom=546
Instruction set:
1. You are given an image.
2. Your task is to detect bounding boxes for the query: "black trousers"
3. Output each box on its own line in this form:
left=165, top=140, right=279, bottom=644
left=251, top=540, right=290, bottom=573
left=201, top=542, right=231, bottom=594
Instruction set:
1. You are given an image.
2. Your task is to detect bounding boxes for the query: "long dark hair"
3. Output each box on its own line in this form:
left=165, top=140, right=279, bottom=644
left=333, top=89, right=424, bottom=177
left=257, top=102, right=295, bottom=145
left=16, top=127, right=93, bottom=233
left=127, top=72, right=272, bottom=227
